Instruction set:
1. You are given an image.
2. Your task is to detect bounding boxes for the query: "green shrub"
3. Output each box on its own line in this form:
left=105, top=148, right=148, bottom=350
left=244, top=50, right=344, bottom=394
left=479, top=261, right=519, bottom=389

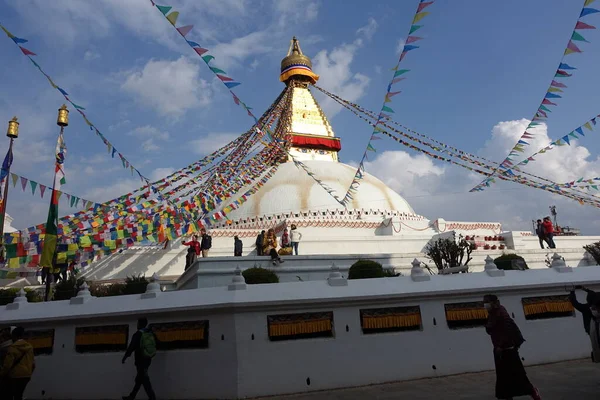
left=383, top=268, right=400, bottom=277
left=0, top=288, right=43, bottom=305
left=242, top=267, right=279, bottom=284
left=53, top=275, right=86, bottom=301
left=494, top=254, right=529, bottom=271
left=348, top=260, right=384, bottom=280
left=123, top=275, right=149, bottom=295
left=89, top=282, right=126, bottom=297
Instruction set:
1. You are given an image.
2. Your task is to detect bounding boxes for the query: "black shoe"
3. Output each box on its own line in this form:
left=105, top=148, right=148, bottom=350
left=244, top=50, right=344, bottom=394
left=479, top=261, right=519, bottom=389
left=279, top=258, right=285, bottom=263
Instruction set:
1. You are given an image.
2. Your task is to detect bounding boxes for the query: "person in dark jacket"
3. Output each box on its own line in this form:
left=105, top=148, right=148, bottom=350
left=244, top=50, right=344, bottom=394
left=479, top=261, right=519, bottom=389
left=570, top=286, right=600, bottom=362
left=234, top=236, right=243, bottom=257
left=484, top=294, right=541, bottom=400
left=255, top=230, right=265, bottom=256
left=0, top=327, right=35, bottom=400
left=0, top=328, right=13, bottom=400
left=535, top=219, right=545, bottom=249
left=200, top=229, right=212, bottom=258
left=122, top=318, right=157, bottom=400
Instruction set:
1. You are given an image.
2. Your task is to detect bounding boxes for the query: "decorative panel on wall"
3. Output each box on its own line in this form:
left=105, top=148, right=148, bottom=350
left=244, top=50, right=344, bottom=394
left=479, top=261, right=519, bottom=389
left=24, top=329, right=55, bottom=355
left=360, top=306, right=422, bottom=334
left=445, top=302, right=488, bottom=329
left=75, top=325, right=129, bottom=353
left=268, top=312, right=334, bottom=341
left=150, top=320, right=209, bottom=350
left=522, top=295, right=574, bottom=320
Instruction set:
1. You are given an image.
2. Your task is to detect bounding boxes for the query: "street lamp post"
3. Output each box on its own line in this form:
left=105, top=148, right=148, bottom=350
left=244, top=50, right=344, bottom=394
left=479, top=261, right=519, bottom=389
left=0, top=117, right=19, bottom=247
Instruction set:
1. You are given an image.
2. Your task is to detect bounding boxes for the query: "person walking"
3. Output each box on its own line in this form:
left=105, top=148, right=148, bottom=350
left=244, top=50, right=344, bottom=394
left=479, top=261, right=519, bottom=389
left=263, top=228, right=284, bottom=265
left=535, top=219, right=545, bottom=249
left=0, top=328, right=14, bottom=400
left=200, top=229, right=212, bottom=258
left=569, top=286, right=600, bottom=362
left=122, top=318, right=157, bottom=400
left=234, top=236, right=243, bottom=257
left=484, top=294, right=542, bottom=400
left=542, top=217, right=556, bottom=249
left=0, top=327, right=35, bottom=400
left=290, top=224, right=303, bottom=255
left=255, top=230, right=265, bottom=256
left=182, top=235, right=201, bottom=270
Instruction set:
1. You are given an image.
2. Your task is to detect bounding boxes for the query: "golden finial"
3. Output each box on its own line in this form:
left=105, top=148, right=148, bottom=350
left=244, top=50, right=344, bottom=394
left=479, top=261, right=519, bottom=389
left=6, top=116, right=19, bottom=139
left=280, top=36, right=319, bottom=84
left=57, top=104, right=69, bottom=127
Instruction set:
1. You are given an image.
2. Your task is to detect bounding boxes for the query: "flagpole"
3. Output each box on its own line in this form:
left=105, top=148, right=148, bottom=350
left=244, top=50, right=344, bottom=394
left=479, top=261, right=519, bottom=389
left=43, top=105, right=68, bottom=302
left=0, top=117, right=19, bottom=249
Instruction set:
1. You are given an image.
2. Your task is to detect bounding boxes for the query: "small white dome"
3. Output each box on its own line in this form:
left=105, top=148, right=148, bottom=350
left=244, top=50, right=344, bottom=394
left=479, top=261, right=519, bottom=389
left=224, top=160, right=415, bottom=220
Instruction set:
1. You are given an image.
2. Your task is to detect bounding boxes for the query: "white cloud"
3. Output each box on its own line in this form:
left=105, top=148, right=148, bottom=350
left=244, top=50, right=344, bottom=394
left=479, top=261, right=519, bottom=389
left=128, top=125, right=170, bottom=152
left=356, top=17, right=378, bottom=41
left=150, top=167, right=176, bottom=182
left=84, top=50, right=100, bottom=61
left=121, top=57, right=212, bottom=117
left=275, top=0, right=320, bottom=28
left=190, top=133, right=240, bottom=155
left=312, top=18, right=378, bottom=117
left=396, top=38, right=406, bottom=55
left=82, top=179, right=140, bottom=204
left=364, top=119, right=600, bottom=234
left=210, top=31, right=274, bottom=70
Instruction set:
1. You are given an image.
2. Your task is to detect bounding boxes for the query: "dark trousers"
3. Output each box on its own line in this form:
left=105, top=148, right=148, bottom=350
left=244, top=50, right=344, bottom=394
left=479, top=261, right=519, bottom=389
left=128, top=365, right=156, bottom=400
left=185, top=251, right=196, bottom=271
left=256, top=246, right=263, bottom=256
left=269, top=249, right=280, bottom=260
left=234, top=251, right=242, bottom=256
left=8, top=378, right=30, bottom=400
left=292, top=242, right=299, bottom=255
left=537, top=236, right=545, bottom=249
left=544, top=233, right=556, bottom=249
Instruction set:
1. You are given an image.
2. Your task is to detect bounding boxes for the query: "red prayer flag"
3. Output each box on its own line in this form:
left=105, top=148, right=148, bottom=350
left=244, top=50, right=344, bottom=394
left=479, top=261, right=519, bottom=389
left=194, top=47, right=209, bottom=56
left=19, top=46, right=36, bottom=56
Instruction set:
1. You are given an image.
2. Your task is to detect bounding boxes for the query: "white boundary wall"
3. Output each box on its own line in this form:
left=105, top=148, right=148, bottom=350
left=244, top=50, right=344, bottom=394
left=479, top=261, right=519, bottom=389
left=2, top=266, right=600, bottom=399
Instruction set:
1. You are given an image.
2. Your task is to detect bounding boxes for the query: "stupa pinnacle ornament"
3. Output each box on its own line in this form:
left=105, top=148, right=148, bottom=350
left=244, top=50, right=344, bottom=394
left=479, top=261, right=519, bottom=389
left=278, top=37, right=340, bottom=162
left=280, top=36, right=320, bottom=85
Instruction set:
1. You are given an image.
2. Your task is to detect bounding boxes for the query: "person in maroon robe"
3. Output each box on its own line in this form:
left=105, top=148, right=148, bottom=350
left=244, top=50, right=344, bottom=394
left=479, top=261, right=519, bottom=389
left=484, top=294, right=542, bottom=400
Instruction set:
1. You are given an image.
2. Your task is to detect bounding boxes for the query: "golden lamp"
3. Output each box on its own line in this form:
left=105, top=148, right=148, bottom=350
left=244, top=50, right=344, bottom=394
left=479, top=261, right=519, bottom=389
left=57, top=104, right=69, bottom=127
left=6, top=116, right=19, bottom=139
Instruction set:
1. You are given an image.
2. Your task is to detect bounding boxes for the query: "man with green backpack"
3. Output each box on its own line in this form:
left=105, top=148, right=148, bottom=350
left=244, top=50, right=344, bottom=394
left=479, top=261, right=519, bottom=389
left=122, top=318, right=157, bottom=400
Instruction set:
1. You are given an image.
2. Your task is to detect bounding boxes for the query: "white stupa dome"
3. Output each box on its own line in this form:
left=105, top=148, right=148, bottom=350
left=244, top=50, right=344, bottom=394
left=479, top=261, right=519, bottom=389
left=225, top=160, right=415, bottom=220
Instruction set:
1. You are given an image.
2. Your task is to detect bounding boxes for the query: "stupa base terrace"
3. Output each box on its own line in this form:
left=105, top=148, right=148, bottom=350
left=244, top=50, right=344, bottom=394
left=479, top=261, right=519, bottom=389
left=73, top=210, right=600, bottom=288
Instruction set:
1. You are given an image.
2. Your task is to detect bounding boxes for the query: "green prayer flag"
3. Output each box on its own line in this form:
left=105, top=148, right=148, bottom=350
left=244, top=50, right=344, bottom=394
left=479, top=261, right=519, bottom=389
left=394, top=69, right=410, bottom=77
left=382, top=106, right=395, bottom=113
left=30, top=180, right=37, bottom=195
left=409, top=25, right=422, bottom=34
left=156, top=5, right=172, bottom=15
left=571, top=31, right=588, bottom=42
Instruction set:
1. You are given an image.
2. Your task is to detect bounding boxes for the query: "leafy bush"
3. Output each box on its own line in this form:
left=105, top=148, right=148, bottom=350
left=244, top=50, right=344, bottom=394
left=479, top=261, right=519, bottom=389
left=89, top=282, right=126, bottom=297
left=424, top=237, right=473, bottom=273
left=494, top=253, right=529, bottom=271
left=0, top=288, right=43, bottom=305
left=584, top=241, right=600, bottom=265
left=348, top=260, right=384, bottom=280
left=123, top=275, right=149, bottom=295
left=53, top=275, right=86, bottom=301
left=383, top=268, right=400, bottom=277
left=242, top=267, right=279, bottom=284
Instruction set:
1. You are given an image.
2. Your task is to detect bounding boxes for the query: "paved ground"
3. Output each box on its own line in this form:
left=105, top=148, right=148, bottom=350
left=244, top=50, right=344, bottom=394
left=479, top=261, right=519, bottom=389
left=263, top=359, right=600, bottom=400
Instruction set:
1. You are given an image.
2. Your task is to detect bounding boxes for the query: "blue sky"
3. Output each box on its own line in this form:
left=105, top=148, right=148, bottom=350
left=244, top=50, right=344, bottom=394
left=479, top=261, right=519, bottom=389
left=1, top=0, right=600, bottom=234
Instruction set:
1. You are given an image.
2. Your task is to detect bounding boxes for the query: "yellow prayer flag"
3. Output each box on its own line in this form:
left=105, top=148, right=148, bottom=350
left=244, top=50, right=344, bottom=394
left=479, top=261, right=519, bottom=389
left=412, top=11, right=429, bottom=24
left=584, top=122, right=593, bottom=131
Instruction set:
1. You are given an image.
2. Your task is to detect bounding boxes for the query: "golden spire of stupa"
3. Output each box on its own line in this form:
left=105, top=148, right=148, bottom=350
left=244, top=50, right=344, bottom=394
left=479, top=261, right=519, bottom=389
left=280, top=37, right=319, bottom=85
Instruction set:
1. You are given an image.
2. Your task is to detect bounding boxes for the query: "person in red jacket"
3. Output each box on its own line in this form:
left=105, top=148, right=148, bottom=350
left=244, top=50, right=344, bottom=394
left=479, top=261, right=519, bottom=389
left=542, top=216, right=556, bottom=249
left=182, top=235, right=201, bottom=270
